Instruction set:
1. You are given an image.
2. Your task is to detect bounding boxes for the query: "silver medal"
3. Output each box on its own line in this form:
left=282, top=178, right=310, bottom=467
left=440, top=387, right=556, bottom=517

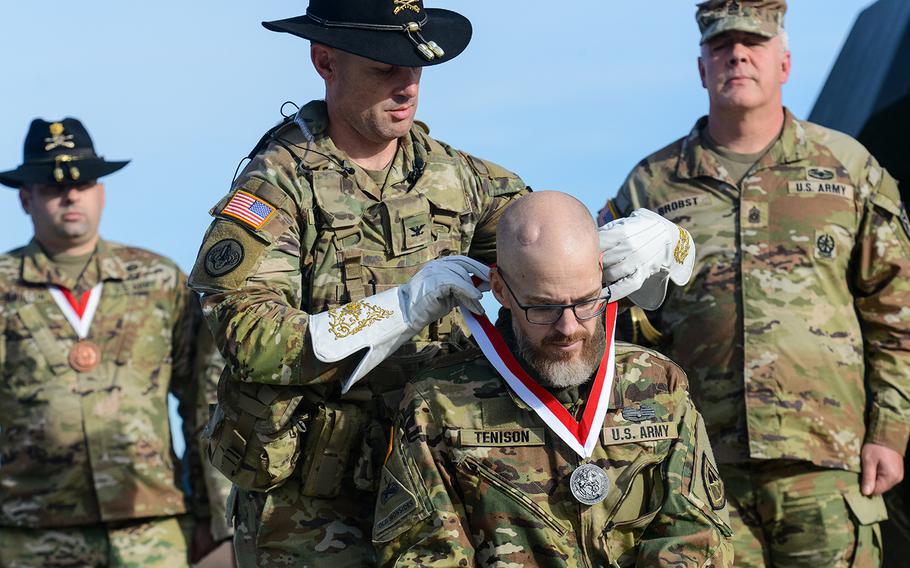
left=570, top=463, right=610, bottom=505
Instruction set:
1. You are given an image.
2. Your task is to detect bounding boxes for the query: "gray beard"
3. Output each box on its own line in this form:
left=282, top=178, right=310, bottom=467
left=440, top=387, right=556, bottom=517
left=514, top=320, right=606, bottom=388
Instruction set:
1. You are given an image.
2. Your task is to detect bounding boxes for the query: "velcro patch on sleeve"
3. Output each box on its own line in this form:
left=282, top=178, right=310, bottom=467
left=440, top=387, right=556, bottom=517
left=601, top=422, right=678, bottom=445
left=374, top=468, right=419, bottom=536
left=372, top=437, right=431, bottom=543
left=188, top=219, right=271, bottom=292
left=220, top=190, right=277, bottom=230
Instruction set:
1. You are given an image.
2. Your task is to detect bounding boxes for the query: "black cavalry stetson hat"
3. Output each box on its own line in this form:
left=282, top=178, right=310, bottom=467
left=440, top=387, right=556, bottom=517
left=0, top=118, right=129, bottom=189
left=262, top=0, right=472, bottom=67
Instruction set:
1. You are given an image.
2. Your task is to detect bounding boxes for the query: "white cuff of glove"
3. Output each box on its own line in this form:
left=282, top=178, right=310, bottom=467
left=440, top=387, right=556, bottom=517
left=309, top=255, right=489, bottom=394
left=309, top=288, right=410, bottom=394
left=599, top=208, right=695, bottom=310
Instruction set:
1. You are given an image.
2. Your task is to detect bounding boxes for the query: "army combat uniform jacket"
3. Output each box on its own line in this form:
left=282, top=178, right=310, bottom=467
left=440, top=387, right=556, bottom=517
left=188, top=101, right=526, bottom=559
left=0, top=239, right=215, bottom=528
left=375, top=332, right=733, bottom=567
left=600, top=110, right=910, bottom=471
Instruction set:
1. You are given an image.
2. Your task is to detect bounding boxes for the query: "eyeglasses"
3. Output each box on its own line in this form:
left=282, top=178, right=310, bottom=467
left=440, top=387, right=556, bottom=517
left=497, top=268, right=610, bottom=325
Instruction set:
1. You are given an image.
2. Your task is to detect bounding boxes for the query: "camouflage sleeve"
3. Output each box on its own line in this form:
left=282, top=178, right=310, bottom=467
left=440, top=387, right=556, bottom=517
left=852, top=165, right=910, bottom=455
left=636, top=364, right=734, bottom=566
left=188, top=144, right=350, bottom=387
left=456, top=152, right=529, bottom=265
left=167, top=269, right=211, bottom=519
left=374, top=384, right=475, bottom=566
left=191, top=295, right=234, bottom=540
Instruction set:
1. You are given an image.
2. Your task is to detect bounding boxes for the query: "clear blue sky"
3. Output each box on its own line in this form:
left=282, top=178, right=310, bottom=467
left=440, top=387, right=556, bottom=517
left=0, top=1, right=873, bottom=454
left=0, top=1, right=873, bottom=265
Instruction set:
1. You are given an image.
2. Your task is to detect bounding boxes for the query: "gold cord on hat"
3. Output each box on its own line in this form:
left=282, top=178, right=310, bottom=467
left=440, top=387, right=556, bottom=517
left=53, top=155, right=80, bottom=183
left=305, top=11, right=444, bottom=61
left=404, top=22, right=444, bottom=60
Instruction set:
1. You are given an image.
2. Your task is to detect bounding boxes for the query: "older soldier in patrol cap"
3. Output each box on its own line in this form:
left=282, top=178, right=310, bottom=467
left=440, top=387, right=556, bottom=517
left=373, top=191, right=733, bottom=567
left=0, top=118, right=229, bottom=567
left=599, top=1, right=910, bottom=565
left=187, top=0, right=695, bottom=566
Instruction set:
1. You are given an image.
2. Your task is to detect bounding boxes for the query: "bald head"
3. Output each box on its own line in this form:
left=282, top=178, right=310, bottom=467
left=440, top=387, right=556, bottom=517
left=496, top=191, right=599, bottom=278
left=492, top=192, right=605, bottom=389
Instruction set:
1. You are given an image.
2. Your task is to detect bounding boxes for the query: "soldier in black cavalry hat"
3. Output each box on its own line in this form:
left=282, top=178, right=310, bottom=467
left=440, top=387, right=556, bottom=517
left=188, top=1, right=698, bottom=566
left=0, top=118, right=231, bottom=567
left=0, top=118, right=129, bottom=189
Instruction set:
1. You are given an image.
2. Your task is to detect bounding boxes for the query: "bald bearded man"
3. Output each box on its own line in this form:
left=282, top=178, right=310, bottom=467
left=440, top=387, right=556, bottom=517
left=370, top=192, right=734, bottom=567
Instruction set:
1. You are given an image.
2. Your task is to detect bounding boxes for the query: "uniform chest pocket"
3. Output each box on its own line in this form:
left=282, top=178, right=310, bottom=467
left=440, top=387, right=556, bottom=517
left=599, top=449, right=665, bottom=565
left=98, top=287, right=171, bottom=368
left=425, top=185, right=470, bottom=257
left=382, top=193, right=431, bottom=256
left=5, top=304, right=72, bottom=379
left=457, top=454, right=567, bottom=535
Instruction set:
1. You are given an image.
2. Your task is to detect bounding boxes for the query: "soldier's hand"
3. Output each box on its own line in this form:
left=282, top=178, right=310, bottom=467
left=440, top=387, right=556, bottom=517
left=310, top=256, right=489, bottom=393
left=860, top=443, right=905, bottom=496
left=398, top=255, right=489, bottom=324
left=598, top=209, right=695, bottom=310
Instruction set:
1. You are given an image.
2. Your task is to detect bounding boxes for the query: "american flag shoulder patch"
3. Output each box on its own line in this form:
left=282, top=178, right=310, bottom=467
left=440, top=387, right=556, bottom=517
left=221, top=190, right=276, bottom=229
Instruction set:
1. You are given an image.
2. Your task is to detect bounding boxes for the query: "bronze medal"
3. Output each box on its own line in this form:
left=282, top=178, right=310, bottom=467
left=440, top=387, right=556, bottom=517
left=69, top=340, right=101, bottom=372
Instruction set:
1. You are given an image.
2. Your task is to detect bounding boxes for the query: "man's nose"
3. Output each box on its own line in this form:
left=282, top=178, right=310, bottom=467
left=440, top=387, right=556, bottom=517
left=553, top=307, right=581, bottom=337
left=728, top=43, right=749, bottom=66
left=61, top=186, right=81, bottom=202
left=396, top=67, right=421, bottom=98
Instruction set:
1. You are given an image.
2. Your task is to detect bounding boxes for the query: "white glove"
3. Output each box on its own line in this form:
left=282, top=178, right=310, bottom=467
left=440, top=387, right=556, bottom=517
left=598, top=209, right=695, bottom=310
left=309, top=256, right=489, bottom=393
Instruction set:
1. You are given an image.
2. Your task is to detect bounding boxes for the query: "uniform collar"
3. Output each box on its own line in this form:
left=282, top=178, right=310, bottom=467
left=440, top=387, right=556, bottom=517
left=20, top=238, right=128, bottom=288
left=298, top=99, right=428, bottom=198
left=675, top=107, right=810, bottom=182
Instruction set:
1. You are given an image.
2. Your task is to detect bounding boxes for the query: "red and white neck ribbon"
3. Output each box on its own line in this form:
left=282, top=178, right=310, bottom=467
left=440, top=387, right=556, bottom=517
left=49, top=283, right=103, bottom=339
left=459, top=284, right=618, bottom=459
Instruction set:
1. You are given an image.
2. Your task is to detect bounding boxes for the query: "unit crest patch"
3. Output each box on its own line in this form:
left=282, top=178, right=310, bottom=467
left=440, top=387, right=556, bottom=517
left=816, top=233, right=836, bottom=258
left=702, top=453, right=726, bottom=511
left=204, top=239, right=245, bottom=277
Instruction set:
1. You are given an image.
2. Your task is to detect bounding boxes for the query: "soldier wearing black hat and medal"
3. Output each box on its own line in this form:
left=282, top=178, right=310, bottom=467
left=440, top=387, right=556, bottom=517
left=0, top=118, right=230, bottom=566
left=188, top=1, right=698, bottom=566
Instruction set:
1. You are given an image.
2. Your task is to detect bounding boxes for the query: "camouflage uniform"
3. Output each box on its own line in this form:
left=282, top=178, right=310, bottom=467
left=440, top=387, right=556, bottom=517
left=599, top=110, right=910, bottom=565
left=375, top=314, right=733, bottom=567
left=188, top=100, right=527, bottom=566
left=0, top=239, right=222, bottom=567
left=191, top=311, right=236, bottom=544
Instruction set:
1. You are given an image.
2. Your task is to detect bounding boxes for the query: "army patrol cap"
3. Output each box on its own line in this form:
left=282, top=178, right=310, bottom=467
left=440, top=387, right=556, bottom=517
left=0, top=118, right=129, bottom=189
left=263, top=0, right=472, bottom=67
left=696, top=0, right=787, bottom=44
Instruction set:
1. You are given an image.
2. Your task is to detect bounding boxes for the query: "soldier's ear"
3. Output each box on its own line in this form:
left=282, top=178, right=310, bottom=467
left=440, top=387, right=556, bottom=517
left=490, top=268, right=509, bottom=309
left=311, top=43, right=336, bottom=82
left=697, top=57, right=707, bottom=89
left=18, top=187, right=32, bottom=215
